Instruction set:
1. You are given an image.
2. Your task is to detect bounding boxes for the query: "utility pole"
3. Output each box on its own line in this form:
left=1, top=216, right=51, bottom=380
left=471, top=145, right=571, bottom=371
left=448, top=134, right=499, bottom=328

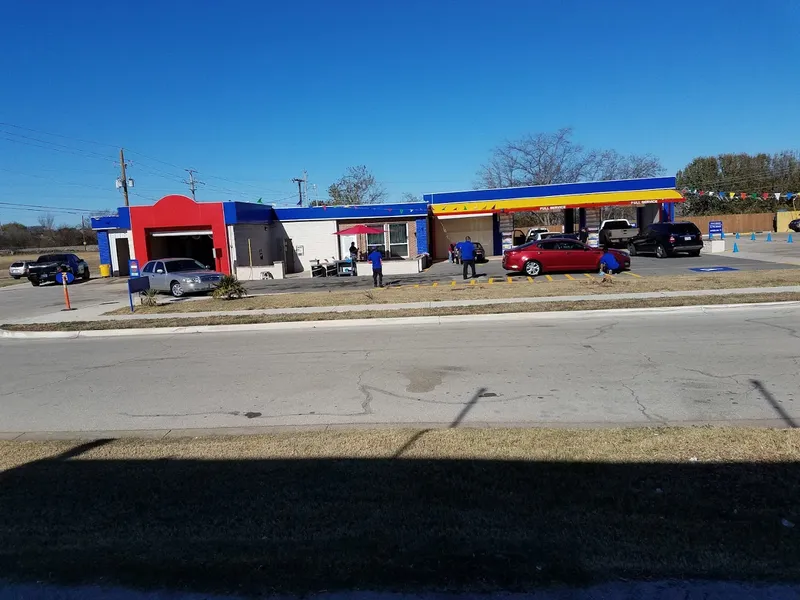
left=183, top=169, right=204, bottom=201
left=119, top=148, right=130, bottom=207
left=80, top=216, right=87, bottom=250
left=291, top=170, right=307, bottom=206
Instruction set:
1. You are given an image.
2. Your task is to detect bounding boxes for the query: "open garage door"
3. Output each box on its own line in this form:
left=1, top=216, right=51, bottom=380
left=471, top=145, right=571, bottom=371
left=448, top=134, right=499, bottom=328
left=434, top=215, right=494, bottom=259
left=147, top=230, right=215, bottom=267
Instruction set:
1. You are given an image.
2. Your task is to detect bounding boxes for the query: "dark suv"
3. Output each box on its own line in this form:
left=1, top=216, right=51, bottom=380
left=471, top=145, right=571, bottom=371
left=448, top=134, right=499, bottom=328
left=628, top=222, right=704, bottom=258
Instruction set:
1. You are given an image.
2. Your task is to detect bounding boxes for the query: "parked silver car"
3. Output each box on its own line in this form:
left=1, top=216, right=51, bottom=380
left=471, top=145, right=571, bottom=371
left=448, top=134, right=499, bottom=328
left=8, top=260, right=33, bottom=279
left=140, top=258, right=224, bottom=297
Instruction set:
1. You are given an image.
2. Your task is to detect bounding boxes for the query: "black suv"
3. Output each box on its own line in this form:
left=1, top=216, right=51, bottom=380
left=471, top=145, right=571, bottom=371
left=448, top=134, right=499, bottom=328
left=628, top=222, right=704, bottom=258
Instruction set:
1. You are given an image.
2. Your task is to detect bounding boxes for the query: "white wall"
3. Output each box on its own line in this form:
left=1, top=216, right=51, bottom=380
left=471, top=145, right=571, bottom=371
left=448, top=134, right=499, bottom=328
left=108, top=230, right=134, bottom=274
left=279, top=220, right=339, bottom=272
left=436, top=215, right=494, bottom=255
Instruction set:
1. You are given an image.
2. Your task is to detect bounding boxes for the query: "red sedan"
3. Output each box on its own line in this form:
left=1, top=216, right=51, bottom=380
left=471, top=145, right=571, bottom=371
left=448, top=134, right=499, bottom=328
left=502, top=238, right=630, bottom=277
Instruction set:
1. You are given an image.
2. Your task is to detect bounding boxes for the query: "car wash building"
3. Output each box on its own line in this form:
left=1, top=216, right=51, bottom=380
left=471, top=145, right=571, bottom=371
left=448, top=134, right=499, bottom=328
left=92, top=194, right=430, bottom=279
left=424, top=176, right=683, bottom=259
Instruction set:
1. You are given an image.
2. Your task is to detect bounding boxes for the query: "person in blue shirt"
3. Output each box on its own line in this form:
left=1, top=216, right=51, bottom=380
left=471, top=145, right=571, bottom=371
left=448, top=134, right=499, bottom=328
left=599, top=245, right=620, bottom=275
left=367, top=246, right=383, bottom=288
left=457, top=236, right=477, bottom=280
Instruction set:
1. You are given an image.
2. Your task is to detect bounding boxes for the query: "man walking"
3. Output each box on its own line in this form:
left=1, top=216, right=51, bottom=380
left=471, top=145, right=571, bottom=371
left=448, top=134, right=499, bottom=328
left=458, top=236, right=477, bottom=280
left=368, top=246, right=384, bottom=288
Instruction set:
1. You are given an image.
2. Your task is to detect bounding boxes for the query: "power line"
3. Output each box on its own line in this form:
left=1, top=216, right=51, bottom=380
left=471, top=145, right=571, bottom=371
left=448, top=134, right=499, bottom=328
left=0, top=122, right=118, bottom=149
left=183, top=169, right=204, bottom=201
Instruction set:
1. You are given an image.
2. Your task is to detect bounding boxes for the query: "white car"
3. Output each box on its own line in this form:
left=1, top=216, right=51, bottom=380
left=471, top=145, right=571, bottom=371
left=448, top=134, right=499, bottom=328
left=8, top=260, right=33, bottom=279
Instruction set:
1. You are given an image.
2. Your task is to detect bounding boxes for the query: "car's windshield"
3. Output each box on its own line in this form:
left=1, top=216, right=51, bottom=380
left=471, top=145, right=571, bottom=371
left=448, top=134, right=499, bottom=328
left=10, top=262, right=23, bottom=267
left=37, top=254, right=69, bottom=263
left=165, top=259, right=208, bottom=273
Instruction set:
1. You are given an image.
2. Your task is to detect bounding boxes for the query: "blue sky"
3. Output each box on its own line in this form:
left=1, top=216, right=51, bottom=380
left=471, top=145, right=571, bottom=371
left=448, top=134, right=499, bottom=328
left=1, top=0, right=798, bottom=224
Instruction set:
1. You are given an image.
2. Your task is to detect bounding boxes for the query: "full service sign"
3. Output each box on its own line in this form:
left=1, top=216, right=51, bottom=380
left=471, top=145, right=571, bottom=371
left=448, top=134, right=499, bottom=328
left=708, top=221, right=723, bottom=236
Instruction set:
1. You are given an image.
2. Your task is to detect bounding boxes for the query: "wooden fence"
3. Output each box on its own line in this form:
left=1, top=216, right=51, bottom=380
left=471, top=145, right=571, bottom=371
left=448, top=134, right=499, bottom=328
left=680, top=213, right=775, bottom=234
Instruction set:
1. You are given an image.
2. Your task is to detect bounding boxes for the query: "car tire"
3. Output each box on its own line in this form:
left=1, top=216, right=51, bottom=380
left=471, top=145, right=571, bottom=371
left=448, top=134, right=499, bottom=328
left=12, top=275, right=20, bottom=280
left=627, top=243, right=637, bottom=256
left=30, top=279, right=39, bottom=287
left=524, top=260, right=542, bottom=277
left=688, top=250, right=701, bottom=257
left=83, top=268, right=90, bottom=281
left=170, top=281, right=184, bottom=297
left=655, top=244, right=668, bottom=259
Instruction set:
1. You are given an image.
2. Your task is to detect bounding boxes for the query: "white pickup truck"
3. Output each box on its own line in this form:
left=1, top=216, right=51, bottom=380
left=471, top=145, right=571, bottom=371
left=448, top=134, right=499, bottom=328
left=598, top=219, right=638, bottom=248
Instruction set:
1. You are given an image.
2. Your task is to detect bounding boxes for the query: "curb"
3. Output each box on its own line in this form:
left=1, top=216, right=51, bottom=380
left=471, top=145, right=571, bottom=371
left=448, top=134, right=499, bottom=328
left=2, top=301, right=799, bottom=339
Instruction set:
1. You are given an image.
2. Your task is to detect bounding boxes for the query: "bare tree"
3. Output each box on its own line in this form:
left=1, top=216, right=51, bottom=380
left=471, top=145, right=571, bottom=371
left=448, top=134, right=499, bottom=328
left=328, top=166, right=387, bottom=205
left=37, top=213, right=55, bottom=231
left=401, top=192, right=419, bottom=203
left=476, top=128, right=664, bottom=225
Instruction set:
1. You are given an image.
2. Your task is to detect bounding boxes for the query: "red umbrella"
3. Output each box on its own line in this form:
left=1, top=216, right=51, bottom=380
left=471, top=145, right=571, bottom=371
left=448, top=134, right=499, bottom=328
left=334, top=224, right=384, bottom=236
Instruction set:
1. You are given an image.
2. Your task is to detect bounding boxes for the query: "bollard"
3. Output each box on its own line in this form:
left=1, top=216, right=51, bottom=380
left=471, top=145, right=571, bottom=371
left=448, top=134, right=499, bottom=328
left=61, top=272, right=72, bottom=311
left=789, top=234, right=794, bottom=244
left=735, top=232, right=740, bottom=240
left=750, top=232, right=756, bottom=241
left=733, top=243, right=739, bottom=253
left=766, top=233, right=773, bottom=242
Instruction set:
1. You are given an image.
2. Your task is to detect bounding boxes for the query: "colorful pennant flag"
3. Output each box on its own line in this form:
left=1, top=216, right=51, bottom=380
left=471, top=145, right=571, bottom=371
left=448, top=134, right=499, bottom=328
left=729, top=192, right=736, bottom=199
left=775, top=193, right=782, bottom=200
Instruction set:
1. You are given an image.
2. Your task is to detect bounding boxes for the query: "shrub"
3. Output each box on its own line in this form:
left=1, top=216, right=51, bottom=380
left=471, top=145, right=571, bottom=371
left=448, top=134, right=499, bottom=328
left=213, top=275, right=247, bottom=300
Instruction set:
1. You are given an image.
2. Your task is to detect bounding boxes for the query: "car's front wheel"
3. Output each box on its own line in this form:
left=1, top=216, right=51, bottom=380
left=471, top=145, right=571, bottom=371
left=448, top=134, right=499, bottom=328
left=30, top=279, right=39, bottom=287
left=655, top=244, right=668, bottom=259
left=627, top=242, right=637, bottom=256
left=170, top=281, right=184, bottom=297
left=524, top=260, right=542, bottom=277
left=82, top=268, right=90, bottom=281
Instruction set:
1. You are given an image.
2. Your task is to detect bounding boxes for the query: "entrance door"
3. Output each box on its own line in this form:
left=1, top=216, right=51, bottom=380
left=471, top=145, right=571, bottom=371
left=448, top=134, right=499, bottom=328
left=339, top=234, right=356, bottom=261
left=115, top=238, right=131, bottom=276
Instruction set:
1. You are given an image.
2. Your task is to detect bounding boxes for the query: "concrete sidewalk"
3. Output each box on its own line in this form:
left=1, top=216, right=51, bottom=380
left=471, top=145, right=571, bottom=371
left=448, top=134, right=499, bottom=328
left=8, top=284, right=800, bottom=324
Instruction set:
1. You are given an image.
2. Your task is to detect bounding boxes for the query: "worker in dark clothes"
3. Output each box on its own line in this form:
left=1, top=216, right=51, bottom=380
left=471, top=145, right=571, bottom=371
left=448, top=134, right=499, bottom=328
left=348, top=242, right=358, bottom=276
left=579, top=227, right=589, bottom=244
left=457, top=236, right=477, bottom=280
left=368, top=246, right=384, bottom=288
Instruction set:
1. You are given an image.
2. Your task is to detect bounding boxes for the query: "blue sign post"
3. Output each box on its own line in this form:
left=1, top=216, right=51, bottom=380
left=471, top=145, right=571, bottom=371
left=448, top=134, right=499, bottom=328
left=708, top=221, right=723, bottom=239
left=127, top=276, right=151, bottom=312
left=128, top=259, right=141, bottom=278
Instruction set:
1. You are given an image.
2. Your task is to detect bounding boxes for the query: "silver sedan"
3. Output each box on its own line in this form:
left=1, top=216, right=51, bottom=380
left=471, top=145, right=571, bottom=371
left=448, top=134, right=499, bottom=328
left=140, top=258, right=224, bottom=297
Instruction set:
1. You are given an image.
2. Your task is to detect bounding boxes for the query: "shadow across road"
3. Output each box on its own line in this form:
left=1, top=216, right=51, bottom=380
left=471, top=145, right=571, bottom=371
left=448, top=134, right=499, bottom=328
left=2, top=440, right=800, bottom=596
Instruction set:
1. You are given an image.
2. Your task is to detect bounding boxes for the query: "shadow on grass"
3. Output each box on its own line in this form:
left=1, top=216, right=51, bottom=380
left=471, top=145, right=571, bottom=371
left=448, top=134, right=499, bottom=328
left=1, top=444, right=800, bottom=596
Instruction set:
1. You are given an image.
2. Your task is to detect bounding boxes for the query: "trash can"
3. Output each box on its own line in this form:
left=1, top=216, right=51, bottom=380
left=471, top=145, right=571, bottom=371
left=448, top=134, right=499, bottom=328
left=99, top=264, right=111, bottom=278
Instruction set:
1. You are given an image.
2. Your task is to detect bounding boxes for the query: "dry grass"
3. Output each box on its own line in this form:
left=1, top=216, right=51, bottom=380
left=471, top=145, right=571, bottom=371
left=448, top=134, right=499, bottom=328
left=5, top=291, right=800, bottom=332
left=114, top=268, right=800, bottom=315
left=2, top=427, right=800, bottom=594
left=0, top=252, right=101, bottom=283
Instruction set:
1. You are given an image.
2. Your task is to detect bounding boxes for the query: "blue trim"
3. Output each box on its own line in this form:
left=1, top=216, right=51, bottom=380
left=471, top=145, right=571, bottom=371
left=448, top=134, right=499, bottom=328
left=223, top=201, right=276, bottom=224
left=415, top=218, right=428, bottom=255
left=90, top=207, right=130, bottom=230
left=275, top=202, right=429, bottom=221
left=424, top=177, right=677, bottom=204
left=97, top=231, right=111, bottom=266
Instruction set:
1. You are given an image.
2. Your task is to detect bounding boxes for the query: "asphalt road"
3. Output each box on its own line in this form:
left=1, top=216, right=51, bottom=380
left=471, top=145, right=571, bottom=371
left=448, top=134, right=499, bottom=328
left=0, top=278, right=128, bottom=324
left=1, top=303, right=798, bottom=435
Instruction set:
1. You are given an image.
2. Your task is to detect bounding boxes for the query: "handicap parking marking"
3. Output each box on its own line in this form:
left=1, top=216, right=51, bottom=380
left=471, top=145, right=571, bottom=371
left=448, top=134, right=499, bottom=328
left=527, top=276, right=534, bottom=283
left=545, top=275, right=553, bottom=281
left=689, top=266, right=739, bottom=273
left=564, top=274, right=576, bottom=280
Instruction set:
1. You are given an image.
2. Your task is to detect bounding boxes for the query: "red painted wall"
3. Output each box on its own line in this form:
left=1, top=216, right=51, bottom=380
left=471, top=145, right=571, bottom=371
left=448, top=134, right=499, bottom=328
left=129, top=195, right=230, bottom=274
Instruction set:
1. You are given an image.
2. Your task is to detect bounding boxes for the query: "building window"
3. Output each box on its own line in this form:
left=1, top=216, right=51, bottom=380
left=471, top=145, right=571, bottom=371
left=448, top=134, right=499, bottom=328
left=388, top=223, right=408, bottom=258
left=367, top=231, right=385, bottom=253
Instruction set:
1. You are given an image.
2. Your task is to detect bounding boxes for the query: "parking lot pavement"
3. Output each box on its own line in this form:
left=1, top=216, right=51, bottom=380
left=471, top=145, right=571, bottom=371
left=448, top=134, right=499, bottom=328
left=1, top=250, right=795, bottom=324
left=0, top=278, right=128, bottom=324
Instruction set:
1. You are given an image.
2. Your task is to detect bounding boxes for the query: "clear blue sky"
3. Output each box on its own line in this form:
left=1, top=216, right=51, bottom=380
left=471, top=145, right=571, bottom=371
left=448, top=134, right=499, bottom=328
left=1, top=0, right=798, bottom=225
